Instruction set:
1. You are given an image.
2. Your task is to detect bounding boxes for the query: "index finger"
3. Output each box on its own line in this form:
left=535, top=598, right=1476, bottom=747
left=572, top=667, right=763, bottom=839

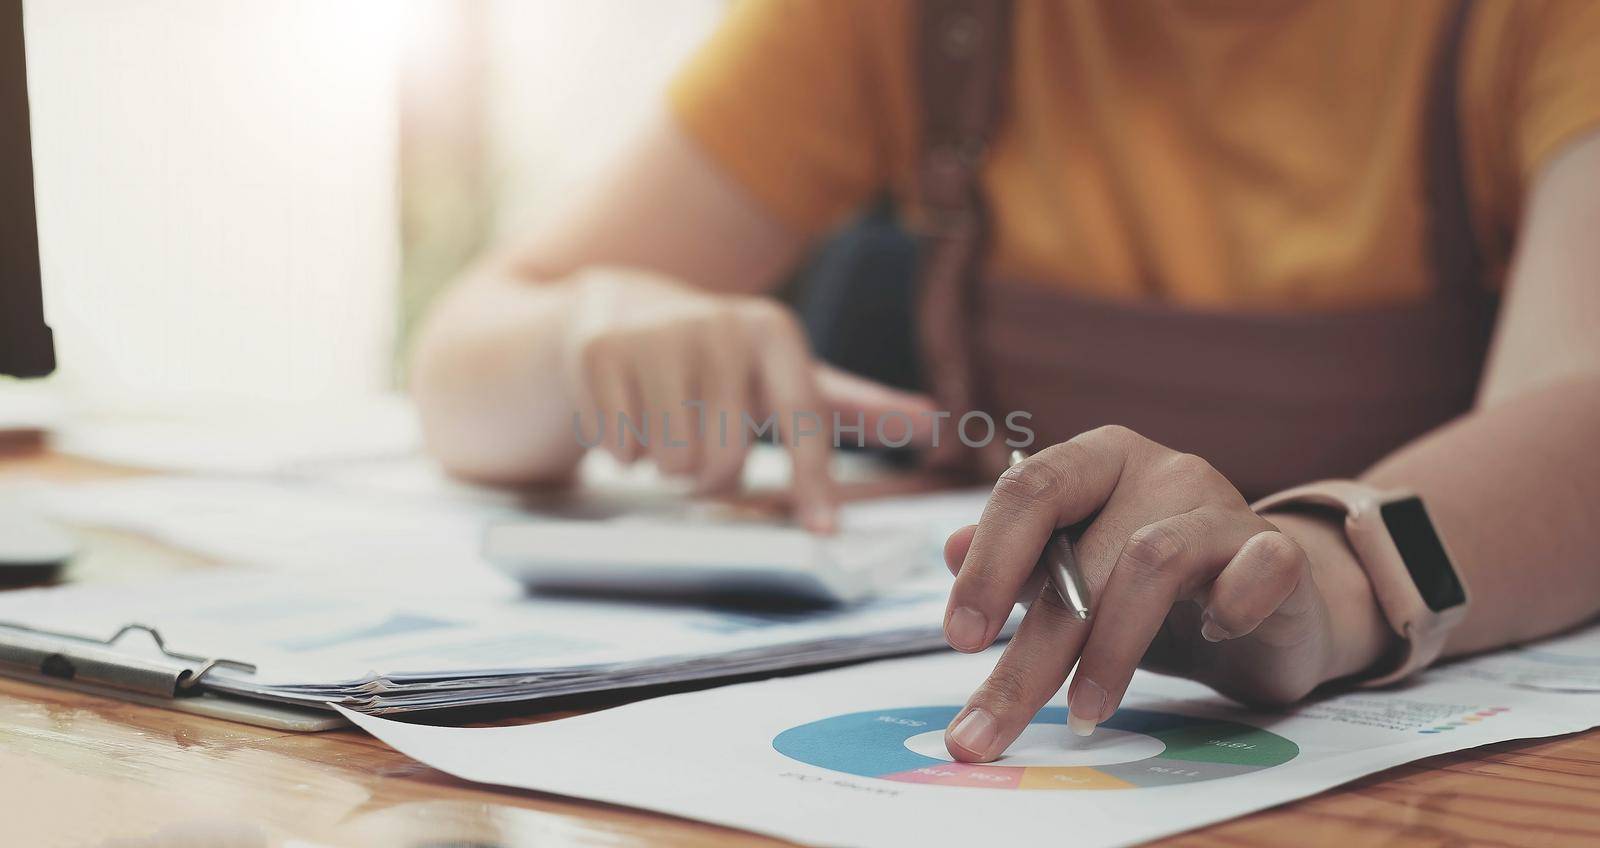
left=943, top=426, right=1135, bottom=652
left=748, top=308, right=836, bottom=534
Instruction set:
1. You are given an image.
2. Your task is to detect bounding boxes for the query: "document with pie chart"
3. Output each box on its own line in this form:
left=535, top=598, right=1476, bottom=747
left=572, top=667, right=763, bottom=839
left=345, top=624, right=1600, bottom=848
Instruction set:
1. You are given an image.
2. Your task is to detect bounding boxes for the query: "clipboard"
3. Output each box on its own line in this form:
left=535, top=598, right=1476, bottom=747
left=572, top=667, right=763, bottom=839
left=0, top=621, right=346, bottom=731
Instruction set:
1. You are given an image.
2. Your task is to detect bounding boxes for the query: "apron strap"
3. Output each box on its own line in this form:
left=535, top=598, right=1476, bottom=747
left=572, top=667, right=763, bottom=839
left=1422, top=0, right=1489, bottom=308
left=910, top=0, right=1487, bottom=471
left=912, top=0, right=1012, bottom=472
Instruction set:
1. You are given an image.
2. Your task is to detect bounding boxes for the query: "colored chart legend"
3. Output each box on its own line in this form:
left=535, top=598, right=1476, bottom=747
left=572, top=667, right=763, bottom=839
left=773, top=706, right=1299, bottom=790
left=1418, top=706, right=1510, bottom=734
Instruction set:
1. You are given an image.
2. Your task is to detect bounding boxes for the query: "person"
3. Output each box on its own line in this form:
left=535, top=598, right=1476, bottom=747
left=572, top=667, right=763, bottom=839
left=412, top=0, right=1600, bottom=763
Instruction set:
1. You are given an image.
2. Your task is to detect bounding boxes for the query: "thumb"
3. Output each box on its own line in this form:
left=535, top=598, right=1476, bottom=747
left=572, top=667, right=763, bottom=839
left=814, top=363, right=938, bottom=448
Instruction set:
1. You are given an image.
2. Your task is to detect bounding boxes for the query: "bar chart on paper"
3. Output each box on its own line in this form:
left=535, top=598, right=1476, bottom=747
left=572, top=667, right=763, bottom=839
left=771, top=706, right=1298, bottom=790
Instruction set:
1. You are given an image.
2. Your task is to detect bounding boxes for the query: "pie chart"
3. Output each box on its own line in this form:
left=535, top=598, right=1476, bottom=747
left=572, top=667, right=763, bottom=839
left=772, top=706, right=1298, bottom=790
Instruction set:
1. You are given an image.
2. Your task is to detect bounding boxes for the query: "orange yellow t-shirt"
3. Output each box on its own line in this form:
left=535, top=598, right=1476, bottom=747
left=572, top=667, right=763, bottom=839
left=668, top=0, right=1600, bottom=310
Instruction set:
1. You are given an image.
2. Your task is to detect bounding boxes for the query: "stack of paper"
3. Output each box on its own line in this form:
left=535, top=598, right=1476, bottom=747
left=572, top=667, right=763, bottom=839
left=0, top=565, right=995, bottom=714
left=2, top=457, right=1000, bottom=715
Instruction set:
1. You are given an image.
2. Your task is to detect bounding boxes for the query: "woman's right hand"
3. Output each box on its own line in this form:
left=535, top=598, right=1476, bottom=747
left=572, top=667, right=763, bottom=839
left=560, top=268, right=937, bottom=532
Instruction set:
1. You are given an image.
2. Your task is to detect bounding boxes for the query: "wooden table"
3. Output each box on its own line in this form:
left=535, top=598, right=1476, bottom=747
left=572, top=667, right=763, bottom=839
left=3, top=446, right=1599, bottom=847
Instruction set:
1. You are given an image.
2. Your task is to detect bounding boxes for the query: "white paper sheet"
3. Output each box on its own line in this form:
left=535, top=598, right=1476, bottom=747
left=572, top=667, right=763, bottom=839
left=15, top=469, right=991, bottom=600
left=343, top=634, right=1600, bottom=848
left=19, top=473, right=522, bottom=596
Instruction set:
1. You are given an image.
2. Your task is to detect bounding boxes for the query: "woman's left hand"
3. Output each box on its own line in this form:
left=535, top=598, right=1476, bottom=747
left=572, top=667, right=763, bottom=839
left=940, top=425, right=1392, bottom=762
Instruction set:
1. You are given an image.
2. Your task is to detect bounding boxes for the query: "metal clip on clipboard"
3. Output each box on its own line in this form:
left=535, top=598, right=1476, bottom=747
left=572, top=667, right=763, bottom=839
left=0, top=621, right=346, bottom=731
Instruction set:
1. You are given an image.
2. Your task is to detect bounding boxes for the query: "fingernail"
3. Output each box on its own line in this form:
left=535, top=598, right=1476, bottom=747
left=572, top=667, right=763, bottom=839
left=1200, top=611, right=1232, bottom=642
left=949, top=708, right=998, bottom=757
left=1068, top=678, right=1106, bottom=736
left=945, top=606, right=989, bottom=652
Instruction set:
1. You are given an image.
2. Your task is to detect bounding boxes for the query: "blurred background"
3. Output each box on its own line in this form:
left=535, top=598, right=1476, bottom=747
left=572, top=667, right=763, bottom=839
left=12, top=0, right=723, bottom=415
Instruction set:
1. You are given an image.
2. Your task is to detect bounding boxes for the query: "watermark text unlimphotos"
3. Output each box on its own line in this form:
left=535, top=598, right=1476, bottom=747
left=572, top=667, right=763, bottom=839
left=573, top=403, right=1034, bottom=450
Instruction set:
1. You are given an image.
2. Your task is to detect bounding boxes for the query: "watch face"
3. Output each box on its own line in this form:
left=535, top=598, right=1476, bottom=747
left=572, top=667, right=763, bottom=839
left=1380, top=496, right=1466, bottom=612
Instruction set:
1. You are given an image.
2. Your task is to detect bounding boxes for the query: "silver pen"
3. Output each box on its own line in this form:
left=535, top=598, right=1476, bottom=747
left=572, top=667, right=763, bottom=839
left=1009, top=449, right=1092, bottom=620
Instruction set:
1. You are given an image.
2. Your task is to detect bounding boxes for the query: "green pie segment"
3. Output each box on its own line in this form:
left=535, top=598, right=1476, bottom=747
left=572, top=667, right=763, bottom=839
left=773, top=706, right=1298, bottom=791
left=1142, top=721, right=1301, bottom=766
left=1095, top=757, right=1267, bottom=788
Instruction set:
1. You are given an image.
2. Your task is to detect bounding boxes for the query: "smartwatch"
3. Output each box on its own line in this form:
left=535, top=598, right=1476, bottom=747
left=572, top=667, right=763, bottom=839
left=1253, top=481, right=1469, bottom=686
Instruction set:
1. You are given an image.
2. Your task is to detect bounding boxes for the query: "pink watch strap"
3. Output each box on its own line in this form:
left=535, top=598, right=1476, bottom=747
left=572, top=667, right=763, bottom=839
left=1252, top=480, right=1376, bottom=516
left=1253, top=481, right=1456, bottom=687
